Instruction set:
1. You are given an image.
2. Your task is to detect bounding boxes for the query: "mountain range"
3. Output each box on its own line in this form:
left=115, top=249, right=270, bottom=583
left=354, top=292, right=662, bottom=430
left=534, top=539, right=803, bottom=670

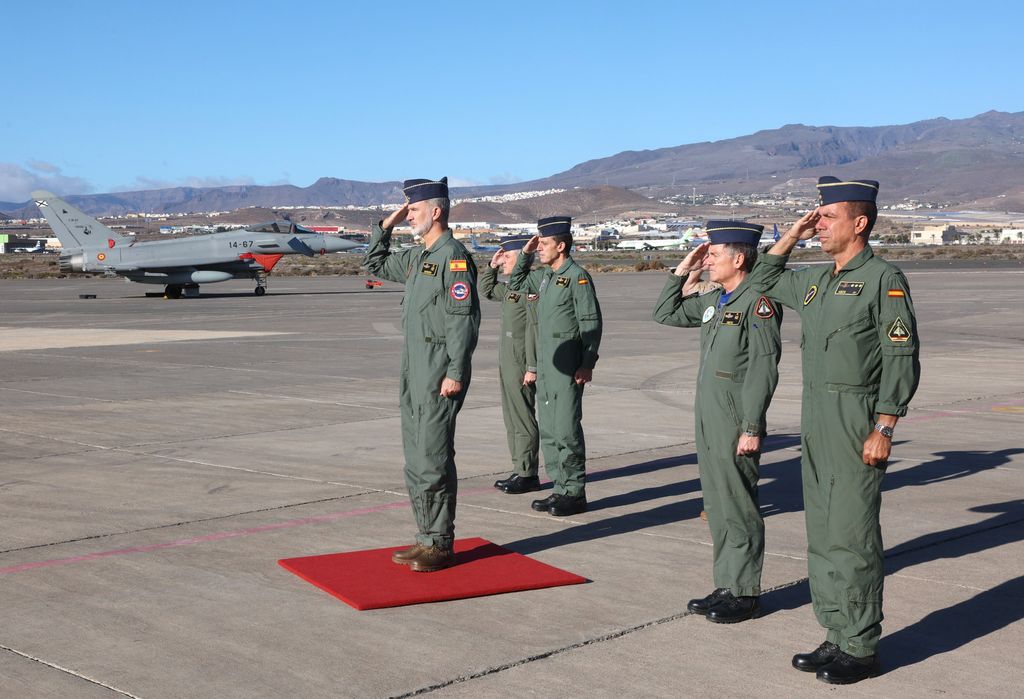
left=4, top=110, right=1024, bottom=219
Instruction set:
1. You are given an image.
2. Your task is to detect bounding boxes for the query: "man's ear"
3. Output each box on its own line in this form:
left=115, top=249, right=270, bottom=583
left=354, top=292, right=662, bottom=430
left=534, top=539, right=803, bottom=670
left=853, top=214, right=869, bottom=236
left=431, top=206, right=443, bottom=223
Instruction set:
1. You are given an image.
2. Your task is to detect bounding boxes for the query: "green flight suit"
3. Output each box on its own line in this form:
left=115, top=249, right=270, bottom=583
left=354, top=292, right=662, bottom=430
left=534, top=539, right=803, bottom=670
left=653, top=275, right=782, bottom=596
left=480, top=264, right=540, bottom=477
left=509, top=253, right=602, bottom=497
left=364, top=222, right=481, bottom=549
left=749, top=245, right=920, bottom=657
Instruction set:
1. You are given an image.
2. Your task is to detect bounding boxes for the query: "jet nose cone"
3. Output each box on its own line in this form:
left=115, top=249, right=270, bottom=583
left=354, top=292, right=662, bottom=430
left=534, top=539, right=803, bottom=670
left=320, top=236, right=360, bottom=253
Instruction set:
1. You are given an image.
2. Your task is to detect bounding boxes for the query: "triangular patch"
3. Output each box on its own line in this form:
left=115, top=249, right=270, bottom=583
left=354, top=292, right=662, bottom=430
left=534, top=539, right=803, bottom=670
left=755, top=296, right=775, bottom=318
left=887, top=317, right=911, bottom=342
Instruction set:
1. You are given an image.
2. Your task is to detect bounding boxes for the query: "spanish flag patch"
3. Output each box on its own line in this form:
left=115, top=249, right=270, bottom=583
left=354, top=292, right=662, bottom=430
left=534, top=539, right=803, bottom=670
left=449, top=259, right=468, bottom=272
left=887, top=289, right=905, bottom=298
left=577, top=278, right=589, bottom=285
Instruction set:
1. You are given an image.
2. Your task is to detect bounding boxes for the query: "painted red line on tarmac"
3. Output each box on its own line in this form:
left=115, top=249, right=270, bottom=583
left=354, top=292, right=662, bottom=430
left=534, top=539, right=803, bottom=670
left=0, top=485, right=500, bottom=576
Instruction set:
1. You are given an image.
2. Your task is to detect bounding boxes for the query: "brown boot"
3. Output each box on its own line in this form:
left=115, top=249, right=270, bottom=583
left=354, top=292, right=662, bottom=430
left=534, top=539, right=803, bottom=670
left=409, top=545, right=455, bottom=572
left=391, top=543, right=427, bottom=565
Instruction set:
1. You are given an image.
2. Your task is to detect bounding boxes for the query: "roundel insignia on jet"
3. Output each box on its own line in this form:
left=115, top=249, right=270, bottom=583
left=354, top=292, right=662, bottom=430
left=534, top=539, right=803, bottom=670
left=449, top=281, right=470, bottom=301
left=803, top=285, right=818, bottom=306
left=755, top=296, right=775, bottom=319
left=96, top=252, right=106, bottom=261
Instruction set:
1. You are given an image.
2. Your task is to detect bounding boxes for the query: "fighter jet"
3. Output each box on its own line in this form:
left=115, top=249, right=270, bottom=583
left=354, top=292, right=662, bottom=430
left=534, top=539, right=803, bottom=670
left=32, top=191, right=362, bottom=297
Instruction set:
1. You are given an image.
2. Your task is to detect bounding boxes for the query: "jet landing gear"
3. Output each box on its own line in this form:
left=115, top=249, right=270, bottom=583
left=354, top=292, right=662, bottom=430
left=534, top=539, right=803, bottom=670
left=254, top=271, right=268, bottom=296
left=164, top=284, right=183, bottom=299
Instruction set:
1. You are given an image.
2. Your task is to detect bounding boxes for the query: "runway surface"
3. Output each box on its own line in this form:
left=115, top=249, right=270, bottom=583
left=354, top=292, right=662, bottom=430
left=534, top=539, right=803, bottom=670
left=1, top=262, right=1022, bottom=697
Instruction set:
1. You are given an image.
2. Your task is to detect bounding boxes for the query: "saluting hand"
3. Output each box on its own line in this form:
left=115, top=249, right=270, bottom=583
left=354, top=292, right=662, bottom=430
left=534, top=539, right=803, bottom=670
left=490, top=250, right=504, bottom=269
left=439, top=377, right=463, bottom=398
left=523, top=235, right=540, bottom=254
left=787, top=210, right=820, bottom=241
left=382, top=204, right=409, bottom=230
left=675, top=242, right=709, bottom=277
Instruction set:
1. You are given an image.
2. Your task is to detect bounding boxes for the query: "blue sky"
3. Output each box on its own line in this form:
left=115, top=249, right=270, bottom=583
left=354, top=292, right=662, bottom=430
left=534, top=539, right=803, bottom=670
left=2, top=0, right=1022, bottom=201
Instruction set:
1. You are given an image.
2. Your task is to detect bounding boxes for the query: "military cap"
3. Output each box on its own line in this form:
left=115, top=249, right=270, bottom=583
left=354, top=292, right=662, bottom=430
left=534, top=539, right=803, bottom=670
left=705, top=220, right=763, bottom=246
left=537, top=216, right=572, bottom=237
left=816, top=176, right=879, bottom=205
left=403, top=177, right=448, bottom=203
left=499, top=236, right=531, bottom=252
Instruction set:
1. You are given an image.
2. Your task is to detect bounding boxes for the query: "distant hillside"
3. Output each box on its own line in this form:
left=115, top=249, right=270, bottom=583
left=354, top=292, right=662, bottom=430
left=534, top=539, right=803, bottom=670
left=5, top=110, right=1024, bottom=218
left=521, top=110, right=1024, bottom=204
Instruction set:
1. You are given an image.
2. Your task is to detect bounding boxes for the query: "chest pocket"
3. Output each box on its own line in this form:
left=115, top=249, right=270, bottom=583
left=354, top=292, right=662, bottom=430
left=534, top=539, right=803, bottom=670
left=824, top=309, right=880, bottom=387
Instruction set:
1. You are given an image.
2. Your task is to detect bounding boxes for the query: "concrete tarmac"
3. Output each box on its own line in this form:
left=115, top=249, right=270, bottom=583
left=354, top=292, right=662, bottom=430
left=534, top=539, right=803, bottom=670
left=1, top=262, right=1022, bottom=698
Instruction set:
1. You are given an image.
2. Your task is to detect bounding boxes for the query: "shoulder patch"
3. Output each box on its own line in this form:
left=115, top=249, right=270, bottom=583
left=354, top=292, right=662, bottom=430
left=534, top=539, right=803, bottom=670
left=577, top=277, right=589, bottom=285
left=803, top=285, right=818, bottom=306
left=555, top=276, right=570, bottom=287
left=449, top=281, right=470, bottom=301
left=702, top=306, right=715, bottom=323
left=887, top=288, right=905, bottom=298
left=887, top=317, right=911, bottom=342
left=449, top=259, right=468, bottom=272
left=755, top=296, right=775, bottom=319
left=420, top=262, right=438, bottom=276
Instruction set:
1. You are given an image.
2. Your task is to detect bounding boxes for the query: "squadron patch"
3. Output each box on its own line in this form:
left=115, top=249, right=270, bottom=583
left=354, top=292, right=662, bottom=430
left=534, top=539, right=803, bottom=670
left=506, top=292, right=521, bottom=303
left=803, top=285, right=818, bottom=306
left=755, top=296, right=775, bottom=319
left=556, top=276, right=570, bottom=287
left=721, top=311, right=743, bottom=326
left=887, top=288, right=906, bottom=298
left=449, top=281, right=470, bottom=301
left=835, top=281, right=865, bottom=296
left=420, top=262, right=438, bottom=276
left=449, top=259, right=468, bottom=272
left=887, top=317, right=911, bottom=342
left=702, top=306, right=715, bottom=323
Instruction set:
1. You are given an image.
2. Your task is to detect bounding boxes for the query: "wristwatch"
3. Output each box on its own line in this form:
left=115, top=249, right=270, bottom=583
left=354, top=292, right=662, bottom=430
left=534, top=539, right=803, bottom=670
left=873, top=423, right=894, bottom=439
left=743, top=430, right=759, bottom=438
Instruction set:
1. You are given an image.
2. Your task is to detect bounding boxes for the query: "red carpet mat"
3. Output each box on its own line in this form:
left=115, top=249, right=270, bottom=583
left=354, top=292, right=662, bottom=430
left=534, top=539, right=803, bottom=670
left=279, top=537, right=587, bottom=610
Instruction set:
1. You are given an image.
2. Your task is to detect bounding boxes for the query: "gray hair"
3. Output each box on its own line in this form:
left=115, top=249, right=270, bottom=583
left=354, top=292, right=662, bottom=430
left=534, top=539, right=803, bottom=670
left=426, top=197, right=450, bottom=226
left=723, top=242, right=757, bottom=272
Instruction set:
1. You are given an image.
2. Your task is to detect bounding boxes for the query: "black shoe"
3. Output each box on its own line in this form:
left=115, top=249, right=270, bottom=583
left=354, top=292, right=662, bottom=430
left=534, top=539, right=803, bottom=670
left=816, top=651, right=880, bottom=685
left=531, top=494, right=558, bottom=512
left=687, top=588, right=732, bottom=615
left=706, top=595, right=760, bottom=624
left=549, top=494, right=587, bottom=516
left=494, top=473, right=516, bottom=490
left=792, top=641, right=840, bottom=672
left=501, top=474, right=541, bottom=494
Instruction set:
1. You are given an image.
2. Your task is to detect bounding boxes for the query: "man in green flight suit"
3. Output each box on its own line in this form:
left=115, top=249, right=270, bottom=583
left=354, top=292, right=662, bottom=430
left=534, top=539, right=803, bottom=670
left=364, top=176, right=481, bottom=573
left=750, top=177, right=921, bottom=684
left=509, top=216, right=602, bottom=516
left=652, top=221, right=783, bottom=624
left=481, top=236, right=542, bottom=495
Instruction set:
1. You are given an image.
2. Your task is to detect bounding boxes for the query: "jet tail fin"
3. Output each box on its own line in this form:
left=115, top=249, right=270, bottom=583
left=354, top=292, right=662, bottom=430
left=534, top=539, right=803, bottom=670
left=31, top=191, right=133, bottom=252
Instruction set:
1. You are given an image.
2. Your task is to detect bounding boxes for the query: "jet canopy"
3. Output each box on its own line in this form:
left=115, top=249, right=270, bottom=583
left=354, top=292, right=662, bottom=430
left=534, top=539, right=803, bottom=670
left=249, top=221, right=314, bottom=234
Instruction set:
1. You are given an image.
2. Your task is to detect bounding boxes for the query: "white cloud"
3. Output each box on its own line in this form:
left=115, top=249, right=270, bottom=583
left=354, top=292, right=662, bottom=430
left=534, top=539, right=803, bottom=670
left=0, top=162, right=94, bottom=203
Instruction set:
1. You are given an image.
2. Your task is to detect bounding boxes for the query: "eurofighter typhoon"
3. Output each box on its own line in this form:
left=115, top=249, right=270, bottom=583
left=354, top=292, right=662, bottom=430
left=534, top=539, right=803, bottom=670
left=32, top=190, right=362, bottom=297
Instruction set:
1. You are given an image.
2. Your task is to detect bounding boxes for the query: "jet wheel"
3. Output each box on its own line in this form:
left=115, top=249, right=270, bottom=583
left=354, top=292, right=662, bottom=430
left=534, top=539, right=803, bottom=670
left=254, top=286, right=266, bottom=296
left=165, top=285, right=183, bottom=299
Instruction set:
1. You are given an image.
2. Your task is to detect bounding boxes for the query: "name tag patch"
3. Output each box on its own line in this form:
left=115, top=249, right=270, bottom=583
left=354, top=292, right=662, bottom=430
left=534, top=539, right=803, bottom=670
left=527, top=293, right=539, bottom=301
left=506, top=292, right=521, bottom=302
left=555, top=276, right=570, bottom=287
left=835, top=281, right=865, bottom=296
left=803, top=285, right=818, bottom=305
left=721, top=311, right=743, bottom=326
left=420, top=262, right=438, bottom=276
